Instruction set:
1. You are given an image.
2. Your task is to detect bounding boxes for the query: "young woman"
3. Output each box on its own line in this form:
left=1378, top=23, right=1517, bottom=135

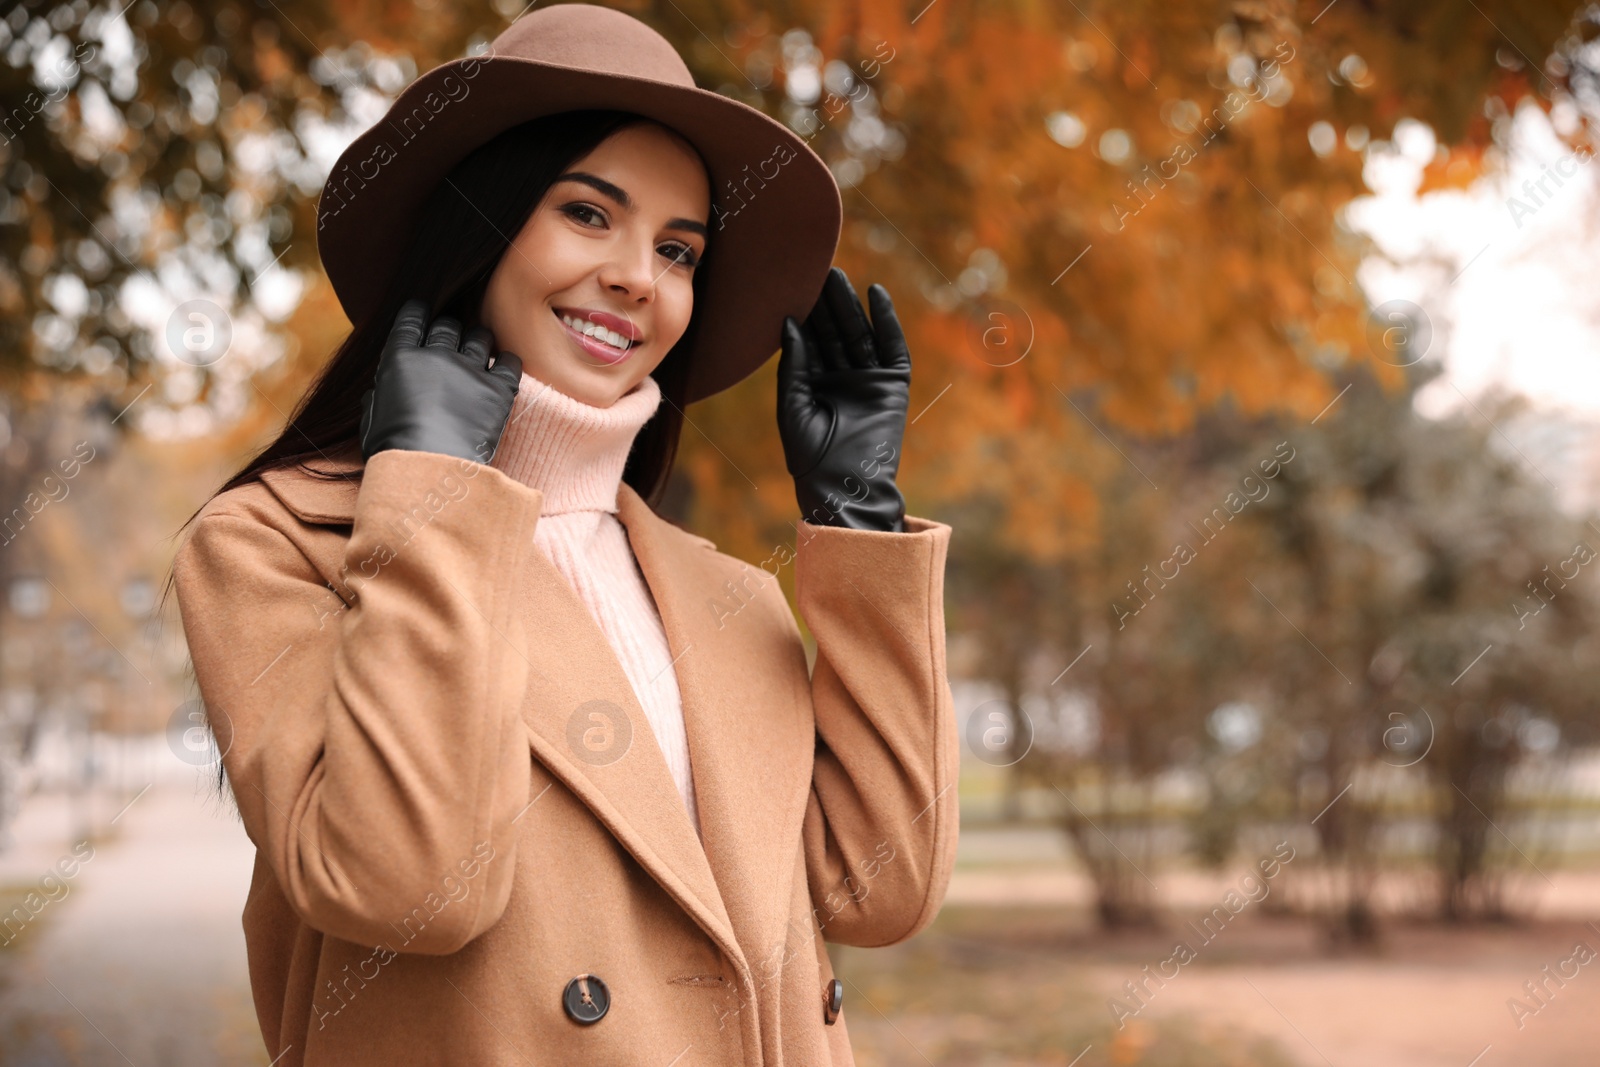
left=168, top=6, right=957, bottom=1065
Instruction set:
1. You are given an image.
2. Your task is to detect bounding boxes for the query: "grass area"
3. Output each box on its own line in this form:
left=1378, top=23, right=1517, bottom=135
left=832, top=904, right=1298, bottom=1066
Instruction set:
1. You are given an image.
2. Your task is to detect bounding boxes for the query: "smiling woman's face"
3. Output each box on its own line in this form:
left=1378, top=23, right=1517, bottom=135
left=479, top=121, right=711, bottom=409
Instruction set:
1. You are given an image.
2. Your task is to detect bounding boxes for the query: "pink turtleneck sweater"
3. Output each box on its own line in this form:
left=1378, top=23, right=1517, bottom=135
left=488, top=369, right=701, bottom=840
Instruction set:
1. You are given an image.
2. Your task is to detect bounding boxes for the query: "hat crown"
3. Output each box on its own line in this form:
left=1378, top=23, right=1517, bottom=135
left=492, top=4, right=695, bottom=89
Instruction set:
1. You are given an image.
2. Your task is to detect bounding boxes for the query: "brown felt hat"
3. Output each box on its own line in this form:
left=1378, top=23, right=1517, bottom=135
left=314, top=2, right=842, bottom=405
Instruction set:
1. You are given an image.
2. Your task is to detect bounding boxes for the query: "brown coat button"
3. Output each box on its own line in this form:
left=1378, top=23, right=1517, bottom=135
left=822, top=978, right=843, bottom=1025
left=563, top=974, right=610, bottom=1024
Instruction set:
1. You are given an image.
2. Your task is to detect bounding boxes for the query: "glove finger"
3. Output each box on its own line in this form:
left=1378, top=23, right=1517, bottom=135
left=426, top=314, right=463, bottom=352
left=489, top=349, right=523, bottom=391
left=389, top=299, right=429, bottom=349
left=462, top=325, right=495, bottom=369
left=867, top=284, right=911, bottom=372
left=804, top=269, right=848, bottom=374
left=777, top=316, right=836, bottom=479
left=776, top=316, right=816, bottom=406
left=823, top=267, right=878, bottom=370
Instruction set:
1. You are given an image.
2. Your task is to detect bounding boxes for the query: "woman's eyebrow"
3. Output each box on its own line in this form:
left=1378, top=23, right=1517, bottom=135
left=556, top=171, right=708, bottom=238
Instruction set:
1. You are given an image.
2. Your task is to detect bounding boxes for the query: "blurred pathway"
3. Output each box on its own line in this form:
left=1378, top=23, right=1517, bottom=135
left=0, top=783, right=262, bottom=1066
left=1082, top=944, right=1600, bottom=1067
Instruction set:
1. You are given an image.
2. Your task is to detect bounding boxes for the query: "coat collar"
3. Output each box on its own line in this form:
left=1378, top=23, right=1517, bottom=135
left=256, top=449, right=814, bottom=983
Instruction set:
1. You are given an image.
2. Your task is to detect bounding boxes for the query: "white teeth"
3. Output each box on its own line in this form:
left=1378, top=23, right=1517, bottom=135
left=560, top=313, right=634, bottom=351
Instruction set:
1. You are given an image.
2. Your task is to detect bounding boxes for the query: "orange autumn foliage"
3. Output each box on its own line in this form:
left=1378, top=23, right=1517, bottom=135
left=22, top=0, right=1587, bottom=583
left=639, top=0, right=1589, bottom=576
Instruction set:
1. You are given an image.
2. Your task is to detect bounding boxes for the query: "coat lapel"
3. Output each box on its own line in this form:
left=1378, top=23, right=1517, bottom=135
left=616, top=483, right=815, bottom=964
left=256, top=452, right=811, bottom=979
left=500, top=499, right=744, bottom=972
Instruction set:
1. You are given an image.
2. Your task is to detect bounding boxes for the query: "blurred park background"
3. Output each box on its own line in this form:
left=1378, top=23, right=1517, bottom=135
left=5, top=0, right=1600, bottom=1063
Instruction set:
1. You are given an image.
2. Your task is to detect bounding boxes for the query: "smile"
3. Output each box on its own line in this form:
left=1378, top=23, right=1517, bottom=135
left=553, top=308, right=639, bottom=366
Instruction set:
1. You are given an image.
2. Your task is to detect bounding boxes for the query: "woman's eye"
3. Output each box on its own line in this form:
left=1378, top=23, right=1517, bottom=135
left=661, top=243, right=700, bottom=268
left=562, top=204, right=604, bottom=226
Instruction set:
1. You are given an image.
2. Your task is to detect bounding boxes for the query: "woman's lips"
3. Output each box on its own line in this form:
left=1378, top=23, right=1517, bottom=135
left=554, top=310, right=636, bottom=367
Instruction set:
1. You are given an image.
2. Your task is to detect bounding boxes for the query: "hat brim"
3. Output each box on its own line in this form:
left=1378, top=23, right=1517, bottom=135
left=316, top=54, right=842, bottom=406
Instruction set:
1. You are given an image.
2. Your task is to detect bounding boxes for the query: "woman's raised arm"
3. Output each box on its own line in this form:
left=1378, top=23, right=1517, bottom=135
left=797, top=513, right=960, bottom=948
left=175, top=449, right=543, bottom=954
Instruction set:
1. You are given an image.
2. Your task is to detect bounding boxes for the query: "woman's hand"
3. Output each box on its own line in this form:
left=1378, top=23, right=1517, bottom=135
left=777, top=267, right=911, bottom=533
left=359, top=299, right=524, bottom=464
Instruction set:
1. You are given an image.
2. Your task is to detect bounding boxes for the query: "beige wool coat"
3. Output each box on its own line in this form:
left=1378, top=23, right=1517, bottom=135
left=172, top=442, right=959, bottom=1066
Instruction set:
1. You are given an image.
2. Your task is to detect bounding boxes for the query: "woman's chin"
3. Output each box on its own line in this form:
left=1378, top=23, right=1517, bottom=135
left=532, top=365, right=618, bottom=408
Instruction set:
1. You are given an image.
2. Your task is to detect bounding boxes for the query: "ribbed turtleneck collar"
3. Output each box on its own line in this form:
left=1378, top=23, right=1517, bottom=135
left=488, top=370, right=663, bottom=515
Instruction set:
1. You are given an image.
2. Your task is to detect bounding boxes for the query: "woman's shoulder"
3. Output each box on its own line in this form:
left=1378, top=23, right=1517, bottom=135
left=189, top=442, right=368, bottom=532
left=178, top=446, right=365, bottom=586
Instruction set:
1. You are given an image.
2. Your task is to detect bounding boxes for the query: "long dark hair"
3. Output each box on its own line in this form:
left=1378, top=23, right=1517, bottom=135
left=162, top=108, right=711, bottom=599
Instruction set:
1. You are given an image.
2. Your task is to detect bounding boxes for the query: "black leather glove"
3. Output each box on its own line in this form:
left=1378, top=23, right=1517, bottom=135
left=359, top=299, right=523, bottom=465
left=777, top=267, right=910, bottom=532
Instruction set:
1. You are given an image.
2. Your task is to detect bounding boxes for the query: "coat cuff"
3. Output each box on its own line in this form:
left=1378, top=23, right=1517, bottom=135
left=793, top=513, right=952, bottom=655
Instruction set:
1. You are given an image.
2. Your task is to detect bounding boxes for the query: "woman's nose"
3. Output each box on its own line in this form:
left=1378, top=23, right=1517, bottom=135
left=599, top=240, right=658, bottom=302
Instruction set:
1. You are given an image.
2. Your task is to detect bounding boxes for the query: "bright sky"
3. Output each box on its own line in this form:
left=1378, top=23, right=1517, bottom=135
left=1345, top=100, right=1600, bottom=512
left=1349, top=101, right=1600, bottom=414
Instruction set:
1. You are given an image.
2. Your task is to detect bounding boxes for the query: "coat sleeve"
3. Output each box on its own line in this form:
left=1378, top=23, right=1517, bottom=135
left=172, top=449, right=544, bottom=955
left=796, top=513, right=959, bottom=948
